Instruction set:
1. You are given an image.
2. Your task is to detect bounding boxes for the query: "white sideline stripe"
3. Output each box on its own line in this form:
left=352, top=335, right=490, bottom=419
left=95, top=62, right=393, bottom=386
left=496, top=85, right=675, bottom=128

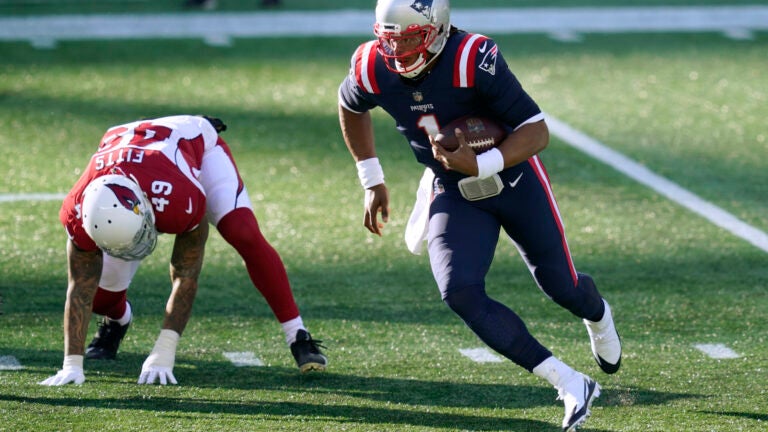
left=0, top=193, right=66, bottom=203
left=0, top=6, right=767, bottom=45
left=693, top=343, right=740, bottom=359
left=0, top=355, right=24, bottom=370
left=223, top=351, right=264, bottom=367
left=546, top=115, right=768, bottom=254
left=459, top=347, right=504, bottom=363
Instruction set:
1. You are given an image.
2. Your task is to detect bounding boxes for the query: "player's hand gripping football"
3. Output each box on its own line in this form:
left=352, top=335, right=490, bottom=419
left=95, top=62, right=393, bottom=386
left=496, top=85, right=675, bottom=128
left=363, top=183, right=390, bottom=236
left=431, top=129, right=480, bottom=177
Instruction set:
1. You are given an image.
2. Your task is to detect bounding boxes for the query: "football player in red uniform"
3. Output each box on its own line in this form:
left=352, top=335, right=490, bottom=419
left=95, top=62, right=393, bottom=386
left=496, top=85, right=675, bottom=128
left=338, top=1, right=621, bottom=430
left=40, top=115, right=326, bottom=386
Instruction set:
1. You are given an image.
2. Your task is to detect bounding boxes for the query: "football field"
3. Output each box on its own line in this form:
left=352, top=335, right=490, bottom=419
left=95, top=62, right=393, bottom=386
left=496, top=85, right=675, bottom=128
left=1, top=1, right=766, bottom=431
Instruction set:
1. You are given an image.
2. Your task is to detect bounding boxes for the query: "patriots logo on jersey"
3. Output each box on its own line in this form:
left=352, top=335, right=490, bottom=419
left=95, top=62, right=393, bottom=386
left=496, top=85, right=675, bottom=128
left=107, top=183, right=142, bottom=215
left=478, top=41, right=498, bottom=76
left=411, top=0, right=434, bottom=19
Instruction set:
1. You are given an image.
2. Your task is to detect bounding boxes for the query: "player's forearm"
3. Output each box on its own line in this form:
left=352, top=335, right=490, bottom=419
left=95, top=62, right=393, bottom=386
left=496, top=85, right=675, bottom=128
left=63, top=241, right=102, bottom=356
left=164, top=224, right=208, bottom=335
left=498, top=120, right=549, bottom=168
left=161, top=278, right=198, bottom=335
left=339, top=105, right=377, bottom=161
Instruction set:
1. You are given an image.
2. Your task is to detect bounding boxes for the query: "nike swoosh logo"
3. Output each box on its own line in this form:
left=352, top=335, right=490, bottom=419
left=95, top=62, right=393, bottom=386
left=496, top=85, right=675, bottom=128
left=478, top=41, right=488, bottom=53
left=508, top=172, right=523, bottom=188
left=185, top=197, right=193, bottom=214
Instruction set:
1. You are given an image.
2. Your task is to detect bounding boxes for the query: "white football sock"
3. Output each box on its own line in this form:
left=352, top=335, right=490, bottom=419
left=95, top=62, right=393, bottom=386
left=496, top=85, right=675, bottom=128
left=115, top=301, right=132, bottom=326
left=281, top=316, right=305, bottom=345
left=532, top=356, right=578, bottom=388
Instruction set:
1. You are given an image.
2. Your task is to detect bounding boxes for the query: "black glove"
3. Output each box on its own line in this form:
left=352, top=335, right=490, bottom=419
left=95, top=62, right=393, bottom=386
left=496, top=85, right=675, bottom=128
left=202, top=115, right=227, bottom=133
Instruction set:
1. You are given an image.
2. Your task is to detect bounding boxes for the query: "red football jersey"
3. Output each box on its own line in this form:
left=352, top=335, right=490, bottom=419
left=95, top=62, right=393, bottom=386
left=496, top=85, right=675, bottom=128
left=61, top=116, right=215, bottom=252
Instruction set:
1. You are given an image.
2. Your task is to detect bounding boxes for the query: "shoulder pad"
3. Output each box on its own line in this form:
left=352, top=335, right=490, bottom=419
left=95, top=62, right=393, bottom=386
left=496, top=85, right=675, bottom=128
left=452, top=33, right=497, bottom=88
left=352, top=41, right=381, bottom=94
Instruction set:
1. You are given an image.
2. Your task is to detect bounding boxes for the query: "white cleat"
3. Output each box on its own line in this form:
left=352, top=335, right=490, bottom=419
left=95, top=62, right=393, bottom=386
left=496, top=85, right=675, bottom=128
left=558, top=373, right=600, bottom=431
left=584, top=299, right=622, bottom=374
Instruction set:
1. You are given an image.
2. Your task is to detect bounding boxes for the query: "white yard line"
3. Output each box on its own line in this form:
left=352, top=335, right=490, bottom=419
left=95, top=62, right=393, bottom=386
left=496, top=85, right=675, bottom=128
left=547, top=115, right=768, bottom=254
left=0, top=355, right=24, bottom=370
left=459, top=347, right=504, bottom=363
left=0, top=6, right=766, bottom=47
left=693, top=343, right=740, bottom=359
left=222, top=351, right=265, bottom=367
left=0, top=193, right=66, bottom=203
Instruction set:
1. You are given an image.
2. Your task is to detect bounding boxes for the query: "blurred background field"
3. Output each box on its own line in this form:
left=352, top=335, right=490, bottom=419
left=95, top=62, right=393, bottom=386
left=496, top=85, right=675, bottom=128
left=0, top=2, right=766, bottom=431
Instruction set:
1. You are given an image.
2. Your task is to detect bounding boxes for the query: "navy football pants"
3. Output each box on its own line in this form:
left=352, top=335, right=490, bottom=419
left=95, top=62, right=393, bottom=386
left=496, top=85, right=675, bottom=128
left=427, top=156, right=604, bottom=371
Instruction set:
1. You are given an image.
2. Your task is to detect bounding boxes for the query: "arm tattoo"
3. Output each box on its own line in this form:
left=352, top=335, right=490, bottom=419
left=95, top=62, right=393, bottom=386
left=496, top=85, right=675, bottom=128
left=64, top=241, right=102, bottom=356
left=162, top=222, right=209, bottom=334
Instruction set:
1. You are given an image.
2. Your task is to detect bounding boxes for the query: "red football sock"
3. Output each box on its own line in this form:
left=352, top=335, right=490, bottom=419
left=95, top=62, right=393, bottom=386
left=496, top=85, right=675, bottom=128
left=216, top=208, right=300, bottom=322
left=92, top=288, right=127, bottom=320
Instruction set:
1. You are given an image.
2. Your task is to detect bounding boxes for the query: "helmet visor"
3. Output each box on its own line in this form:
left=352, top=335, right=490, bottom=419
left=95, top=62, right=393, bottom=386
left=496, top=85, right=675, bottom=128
left=375, top=23, right=438, bottom=75
left=102, top=210, right=158, bottom=261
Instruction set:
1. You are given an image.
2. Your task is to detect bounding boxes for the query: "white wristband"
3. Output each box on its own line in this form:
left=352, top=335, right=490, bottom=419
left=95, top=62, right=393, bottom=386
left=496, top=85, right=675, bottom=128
left=475, top=147, right=505, bottom=179
left=356, top=157, right=385, bottom=189
left=63, top=354, right=84, bottom=370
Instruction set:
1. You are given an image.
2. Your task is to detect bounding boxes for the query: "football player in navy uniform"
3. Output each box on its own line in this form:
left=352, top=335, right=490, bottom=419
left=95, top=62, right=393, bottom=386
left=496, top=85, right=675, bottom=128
left=40, top=115, right=326, bottom=387
left=338, top=1, right=621, bottom=430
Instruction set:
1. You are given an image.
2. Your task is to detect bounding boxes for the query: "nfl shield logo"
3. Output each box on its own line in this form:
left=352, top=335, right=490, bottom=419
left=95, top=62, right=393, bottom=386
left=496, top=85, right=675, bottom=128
left=413, top=91, right=424, bottom=102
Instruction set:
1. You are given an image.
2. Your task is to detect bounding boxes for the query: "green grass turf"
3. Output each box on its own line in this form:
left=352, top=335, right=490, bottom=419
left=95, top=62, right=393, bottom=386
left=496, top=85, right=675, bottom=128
left=1, top=6, right=767, bottom=432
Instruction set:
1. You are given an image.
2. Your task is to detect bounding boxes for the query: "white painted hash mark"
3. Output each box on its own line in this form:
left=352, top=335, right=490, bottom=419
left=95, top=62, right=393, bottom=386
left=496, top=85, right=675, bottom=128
left=694, top=343, right=740, bottom=359
left=0, top=355, right=24, bottom=370
left=459, top=348, right=504, bottom=363
left=223, top=351, right=265, bottom=367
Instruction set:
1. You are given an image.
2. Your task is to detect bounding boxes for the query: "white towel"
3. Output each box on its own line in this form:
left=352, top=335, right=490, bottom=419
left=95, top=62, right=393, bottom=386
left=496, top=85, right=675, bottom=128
left=404, top=168, right=435, bottom=255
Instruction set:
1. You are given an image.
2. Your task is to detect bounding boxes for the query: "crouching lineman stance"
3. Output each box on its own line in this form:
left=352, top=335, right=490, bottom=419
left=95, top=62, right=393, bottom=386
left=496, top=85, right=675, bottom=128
left=40, top=115, right=326, bottom=386
left=337, top=1, right=621, bottom=430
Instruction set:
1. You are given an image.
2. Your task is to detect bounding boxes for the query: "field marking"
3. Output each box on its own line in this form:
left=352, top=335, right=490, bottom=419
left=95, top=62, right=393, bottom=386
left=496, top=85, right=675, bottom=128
left=0, top=193, right=66, bottom=203
left=547, top=115, right=768, bottom=254
left=0, top=6, right=767, bottom=47
left=0, top=355, right=24, bottom=370
left=693, top=343, right=740, bottom=359
left=222, top=351, right=265, bottom=367
left=459, top=348, right=504, bottom=363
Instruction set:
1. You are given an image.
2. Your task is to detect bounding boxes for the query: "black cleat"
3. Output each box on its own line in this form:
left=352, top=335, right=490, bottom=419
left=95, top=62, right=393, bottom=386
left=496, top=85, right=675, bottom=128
left=85, top=317, right=130, bottom=360
left=290, top=330, right=327, bottom=373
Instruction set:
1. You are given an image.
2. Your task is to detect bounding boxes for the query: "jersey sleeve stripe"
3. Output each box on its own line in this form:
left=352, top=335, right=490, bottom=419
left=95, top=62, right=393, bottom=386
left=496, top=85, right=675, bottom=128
left=354, top=41, right=380, bottom=94
left=453, top=34, right=486, bottom=88
left=528, top=155, right=579, bottom=285
left=514, top=113, right=546, bottom=131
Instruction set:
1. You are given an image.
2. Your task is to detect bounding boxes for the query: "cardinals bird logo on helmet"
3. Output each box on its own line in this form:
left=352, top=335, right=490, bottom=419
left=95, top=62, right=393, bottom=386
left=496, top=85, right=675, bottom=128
left=81, top=174, right=158, bottom=261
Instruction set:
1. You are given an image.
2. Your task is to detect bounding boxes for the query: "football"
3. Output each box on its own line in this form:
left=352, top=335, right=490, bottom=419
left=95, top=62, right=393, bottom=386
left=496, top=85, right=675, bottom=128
left=434, top=116, right=507, bottom=154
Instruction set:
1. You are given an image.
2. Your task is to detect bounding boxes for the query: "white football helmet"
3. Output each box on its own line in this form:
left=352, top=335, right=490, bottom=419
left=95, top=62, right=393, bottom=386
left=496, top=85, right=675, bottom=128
left=374, top=0, right=451, bottom=78
left=81, top=174, right=157, bottom=261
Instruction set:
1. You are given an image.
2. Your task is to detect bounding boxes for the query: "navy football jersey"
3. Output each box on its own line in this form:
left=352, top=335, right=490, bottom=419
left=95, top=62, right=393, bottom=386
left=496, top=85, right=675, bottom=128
left=338, top=28, right=544, bottom=182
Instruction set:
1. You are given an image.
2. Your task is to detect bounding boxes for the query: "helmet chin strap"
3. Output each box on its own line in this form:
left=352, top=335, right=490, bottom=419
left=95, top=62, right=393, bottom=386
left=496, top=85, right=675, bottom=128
left=397, top=52, right=440, bottom=79
left=396, top=54, right=426, bottom=78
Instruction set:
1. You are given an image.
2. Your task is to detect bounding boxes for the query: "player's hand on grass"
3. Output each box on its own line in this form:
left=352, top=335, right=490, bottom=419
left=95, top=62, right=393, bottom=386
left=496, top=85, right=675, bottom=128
left=39, top=355, right=85, bottom=386
left=138, top=329, right=179, bottom=385
left=138, top=364, right=177, bottom=385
